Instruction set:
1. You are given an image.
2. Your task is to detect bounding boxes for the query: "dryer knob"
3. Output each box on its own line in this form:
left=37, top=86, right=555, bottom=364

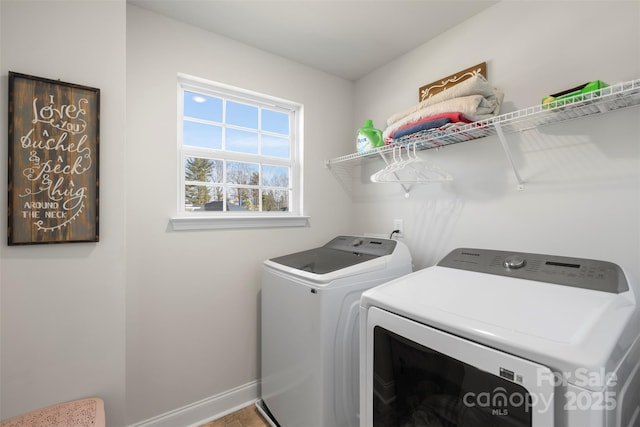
left=504, top=255, right=526, bottom=270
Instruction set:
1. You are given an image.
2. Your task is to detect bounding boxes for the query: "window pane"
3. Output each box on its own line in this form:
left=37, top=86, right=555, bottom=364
left=184, top=91, right=222, bottom=122
left=262, top=109, right=289, bottom=135
left=227, top=101, right=258, bottom=128
left=185, top=157, right=222, bottom=183
left=227, top=188, right=259, bottom=211
left=262, top=190, right=289, bottom=212
left=185, top=185, right=223, bottom=211
left=227, top=161, right=259, bottom=185
left=227, top=128, right=258, bottom=154
left=262, top=134, right=290, bottom=158
left=262, top=165, right=289, bottom=187
left=179, top=77, right=300, bottom=218
left=184, top=121, right=222, bottom=149
left=203, top=194, right=224, bottom=211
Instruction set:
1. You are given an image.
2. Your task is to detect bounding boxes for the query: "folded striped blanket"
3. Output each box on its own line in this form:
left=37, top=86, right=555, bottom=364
left=386, top=112, right=473, bottom=142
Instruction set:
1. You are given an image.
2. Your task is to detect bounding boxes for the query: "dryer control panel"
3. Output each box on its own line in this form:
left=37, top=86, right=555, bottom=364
left=438, top=248, right=628, bottom=293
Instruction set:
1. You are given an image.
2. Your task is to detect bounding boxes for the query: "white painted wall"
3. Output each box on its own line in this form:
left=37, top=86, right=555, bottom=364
left=1, top=1, right=638, bottom=426
left=125, top=5, right=353, bottom=425
left=353, top=1, right=640, bottom=277
left=0, top=1, right=127, bottom=426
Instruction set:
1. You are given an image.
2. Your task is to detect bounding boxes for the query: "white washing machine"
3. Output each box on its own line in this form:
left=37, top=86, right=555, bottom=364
left=258, top=235, right=412, bottom=427
left=360, top=248, right=640, bottom=427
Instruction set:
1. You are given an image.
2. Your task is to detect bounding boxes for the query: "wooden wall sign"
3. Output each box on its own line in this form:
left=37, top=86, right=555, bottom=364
left=418, top=62, right=487, bottom=102
left=8, top=72, right=99, bottom=245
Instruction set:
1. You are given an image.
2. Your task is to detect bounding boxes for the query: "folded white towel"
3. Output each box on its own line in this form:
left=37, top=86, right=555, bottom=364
left=387, top=74, right=500, bottom=127
left=383, top=91, right=504, bottom=142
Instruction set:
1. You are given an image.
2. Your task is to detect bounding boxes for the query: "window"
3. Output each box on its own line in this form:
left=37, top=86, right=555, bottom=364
left=172, top=74, right=305, bottom=230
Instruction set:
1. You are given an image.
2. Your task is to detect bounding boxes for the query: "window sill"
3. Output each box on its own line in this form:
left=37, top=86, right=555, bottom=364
left=170, top=214, right=309, bottom=231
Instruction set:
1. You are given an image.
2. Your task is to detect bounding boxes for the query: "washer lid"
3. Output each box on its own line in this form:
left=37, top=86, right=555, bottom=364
left=269, top=235, right=397, bottom=274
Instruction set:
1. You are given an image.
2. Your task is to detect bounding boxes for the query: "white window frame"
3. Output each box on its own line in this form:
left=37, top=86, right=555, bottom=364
left=171, top=74, right=307, bottom=230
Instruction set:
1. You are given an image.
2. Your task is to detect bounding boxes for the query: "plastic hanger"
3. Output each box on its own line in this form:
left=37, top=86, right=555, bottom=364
left=370, top=142, right=452, bottom=184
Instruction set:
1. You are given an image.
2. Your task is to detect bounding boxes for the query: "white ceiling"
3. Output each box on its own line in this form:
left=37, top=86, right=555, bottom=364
left=128, top=0, right=498, bottom=81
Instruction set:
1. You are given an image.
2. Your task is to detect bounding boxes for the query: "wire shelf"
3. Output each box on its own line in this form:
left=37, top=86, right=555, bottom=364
left=326, top=78, right=640, bottom=168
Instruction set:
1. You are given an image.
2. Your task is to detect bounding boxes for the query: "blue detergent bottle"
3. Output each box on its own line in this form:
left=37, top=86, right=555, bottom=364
left=357, top=119, right=384, bottom=153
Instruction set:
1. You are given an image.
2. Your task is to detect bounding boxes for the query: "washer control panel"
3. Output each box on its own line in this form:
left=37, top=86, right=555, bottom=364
left=325, top=235, right=397, bottom=257
left=438, top=248, right=628, bottom=293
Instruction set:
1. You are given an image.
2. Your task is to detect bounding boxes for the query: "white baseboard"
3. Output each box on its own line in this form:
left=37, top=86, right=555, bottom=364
left=128, top=380, right=259, bottom=427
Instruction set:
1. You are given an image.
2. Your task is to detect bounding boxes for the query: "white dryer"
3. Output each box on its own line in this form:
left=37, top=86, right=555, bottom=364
left=259, top=235, right=412, bottom=427
left=360, top=248, right=640, bottom=427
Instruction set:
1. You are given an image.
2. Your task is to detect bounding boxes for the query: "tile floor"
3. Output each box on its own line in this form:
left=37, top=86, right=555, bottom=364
left=199, top=405, right=270, bottom=427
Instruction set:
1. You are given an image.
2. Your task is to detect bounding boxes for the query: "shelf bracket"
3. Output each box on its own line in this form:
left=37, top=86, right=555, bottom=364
left=494, top=123, right=525, bottom=191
